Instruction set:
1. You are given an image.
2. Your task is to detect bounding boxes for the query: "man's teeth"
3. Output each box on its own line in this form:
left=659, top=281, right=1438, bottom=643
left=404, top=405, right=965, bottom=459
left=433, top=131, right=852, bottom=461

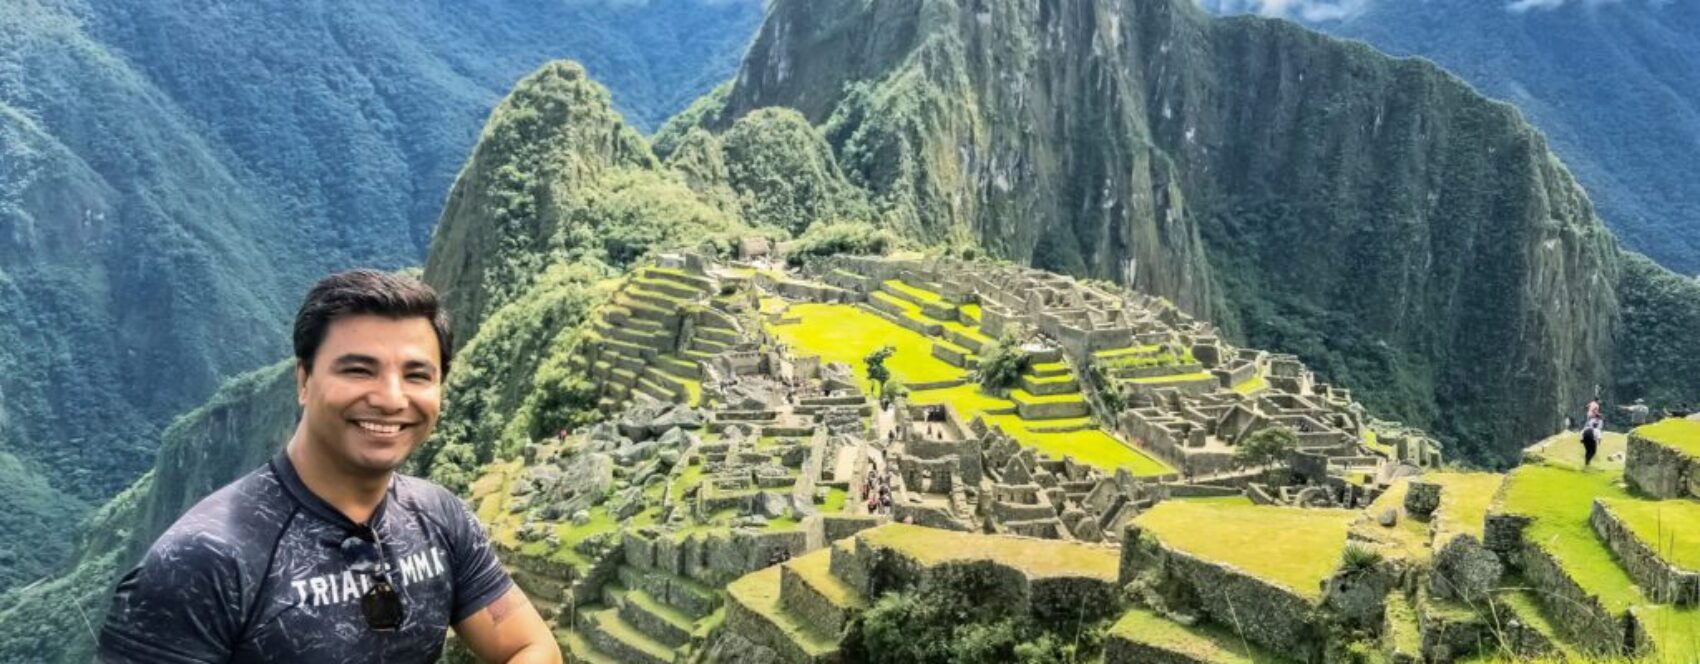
left=356, top=421, right=403, bottom=434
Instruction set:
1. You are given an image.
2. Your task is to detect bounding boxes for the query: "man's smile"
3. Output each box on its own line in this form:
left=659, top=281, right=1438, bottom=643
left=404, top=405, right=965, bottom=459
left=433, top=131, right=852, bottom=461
left=350, top=419, right=417, bottom=437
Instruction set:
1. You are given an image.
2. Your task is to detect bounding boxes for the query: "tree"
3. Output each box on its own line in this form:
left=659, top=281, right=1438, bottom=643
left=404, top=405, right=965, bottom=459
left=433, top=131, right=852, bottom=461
left=974, top=331, right=1030, bottom=394
left=866, top=346, right=895, bottom=399
left=1235, top=425, right=1299, bottom=471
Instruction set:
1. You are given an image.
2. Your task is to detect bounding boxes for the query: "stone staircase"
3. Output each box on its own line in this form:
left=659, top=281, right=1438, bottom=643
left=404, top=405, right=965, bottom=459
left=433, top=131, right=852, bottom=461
left=721, top=524, right=1123, bottom=663
left=560, top=561, right=728, bottom=664
left=574, top=266, right=722, bottom=413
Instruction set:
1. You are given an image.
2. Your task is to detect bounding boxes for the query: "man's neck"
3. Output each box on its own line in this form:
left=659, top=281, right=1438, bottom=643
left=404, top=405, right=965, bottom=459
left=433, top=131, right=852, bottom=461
left=286, top=428, right=391, bottom=526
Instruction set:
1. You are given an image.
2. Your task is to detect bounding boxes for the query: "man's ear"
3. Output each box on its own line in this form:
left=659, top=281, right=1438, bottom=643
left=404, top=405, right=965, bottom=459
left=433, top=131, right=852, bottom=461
left=295, top=361, right=309, bottom=407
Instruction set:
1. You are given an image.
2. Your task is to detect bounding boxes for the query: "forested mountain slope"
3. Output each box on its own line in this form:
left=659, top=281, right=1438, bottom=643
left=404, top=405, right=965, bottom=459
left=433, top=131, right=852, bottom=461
left=0, top=0, right=760, bottom=593
left=1209, top=0, right=1700, bottom=276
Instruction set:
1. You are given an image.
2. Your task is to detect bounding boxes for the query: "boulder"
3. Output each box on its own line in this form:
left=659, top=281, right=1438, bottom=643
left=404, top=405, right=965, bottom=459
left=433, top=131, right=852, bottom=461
left=1405, top=481, right=1441, bottom=518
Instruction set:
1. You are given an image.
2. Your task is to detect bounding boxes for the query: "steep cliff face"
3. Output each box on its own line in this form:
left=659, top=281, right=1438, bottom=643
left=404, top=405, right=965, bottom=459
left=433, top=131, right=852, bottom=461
left=1308, top=0, right=1700, bottom=277
left=697, top=0, right=1679, bottom=462
left=0, top=363, right=296, bottom=664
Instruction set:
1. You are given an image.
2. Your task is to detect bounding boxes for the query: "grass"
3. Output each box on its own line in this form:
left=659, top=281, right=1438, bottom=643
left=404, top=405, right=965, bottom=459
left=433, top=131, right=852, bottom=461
left=1526, top=430, right=1630, bottom=471
left=726, top=566, right=839, bottom=655
left=785, top=548, right=865, bottom=608
left=1175, top=495, right=1254, bottom=505
left=883, top=279, right=944, bottom=304
left=859, top=523, right=1121, bottom=581
left=1109, top=606, right=1293, bottom=663
left=1127, top=371, right=1217, bottom=384
left=1352, top=478, right=1431, bottom=562
left=768, top=303, right=960, bottom=385
left=909, top=384, right=1173, bottom=476
left=1496, top=463, right=1642, bottom=612
left=772, top=302, right=1174, bottom=476
left=1133, top=502, right=1356, bottom=600
left=1636, top=418, right=1700, bottom=457
left=1428, top=472, right=1506, bottom=541
left=822, top=487, right=848, bottom=513
left=959, top=303, right=982, bottom=323
left=1009, top=388, right=1086, bottom=405
left=1386, top=592, right=1423, bottom=659
left=1634, top=604, right=1700, bottom=663
left=1232, top=374, right=1268, bottom=395
left=1597, top=497, right=1700, bottom=570
left=591, top=608, right=674, bottom=660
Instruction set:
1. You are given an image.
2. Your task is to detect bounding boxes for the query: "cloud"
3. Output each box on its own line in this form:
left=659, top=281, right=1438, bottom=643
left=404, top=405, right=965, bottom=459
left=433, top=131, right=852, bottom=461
left=1505, top=0, right=1619, bottom=12
left=1194, top=0, right=1372, bottom=22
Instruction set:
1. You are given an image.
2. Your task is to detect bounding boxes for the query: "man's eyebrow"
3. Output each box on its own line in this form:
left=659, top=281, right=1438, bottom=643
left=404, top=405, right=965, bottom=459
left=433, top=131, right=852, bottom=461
left=332, top=354, right=379, bottom=367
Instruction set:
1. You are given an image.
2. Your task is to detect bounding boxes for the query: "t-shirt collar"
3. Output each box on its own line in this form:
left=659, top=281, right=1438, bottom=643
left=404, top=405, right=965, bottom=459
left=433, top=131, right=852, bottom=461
left=269, top=450, right=396, bottom=532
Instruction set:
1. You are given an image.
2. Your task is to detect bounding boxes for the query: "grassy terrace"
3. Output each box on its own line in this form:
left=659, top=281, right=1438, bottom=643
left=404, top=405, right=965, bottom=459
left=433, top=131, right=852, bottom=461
left=771, top=301, right=1174, bottom=476
left=1639, top=418, right=1700, bottom=457
left=1232, top=373, right=1268, bottom=395
left=1527, top=429, right=1629, bottom=471
left=1128, top=371, right=1216, bottom=385
left=1497, top=463, right=1642, bottom=612
left=882, top=279, right=945, bottom=304
left=768, top=303, right=960, bottom=385
left=1599, top=496, right=1700, bottom=570
left=1110, top=606, right=1293, bottom=663
left=859, top=523, right=1120, bottom=581
left=1353, top=478, right=1431, bottom=562
left=1427, top=472, right=1505, bottom=541
left=1133, top=502, right=1355, bottom=600
left=726, top=566, right=839, bottom=657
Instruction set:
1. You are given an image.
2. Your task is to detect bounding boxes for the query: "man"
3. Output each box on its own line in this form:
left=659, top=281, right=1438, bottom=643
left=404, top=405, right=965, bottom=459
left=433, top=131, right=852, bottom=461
left=99, top=271, right=561, bottom=663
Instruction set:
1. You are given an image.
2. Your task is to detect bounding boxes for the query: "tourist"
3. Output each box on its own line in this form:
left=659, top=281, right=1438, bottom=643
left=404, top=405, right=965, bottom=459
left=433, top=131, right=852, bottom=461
left=1581, top=422, right=1600, bottom=469
left=98, top=271, right=560, bottom=663
left=1586, top=398, right=1603, bottom=431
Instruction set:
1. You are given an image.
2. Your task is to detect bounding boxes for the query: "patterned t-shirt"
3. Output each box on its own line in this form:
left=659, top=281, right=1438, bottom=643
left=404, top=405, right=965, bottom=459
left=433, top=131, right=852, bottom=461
left=98, top=452, right=513, bottom=663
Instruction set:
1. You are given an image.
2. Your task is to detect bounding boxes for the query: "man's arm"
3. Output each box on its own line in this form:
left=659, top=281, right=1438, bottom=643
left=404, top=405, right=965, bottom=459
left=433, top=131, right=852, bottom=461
left=452, top=585, right=560, bottom=663
left=437, top=484, right=562, bottom=663
left=98, top=531, right=243, bottom=663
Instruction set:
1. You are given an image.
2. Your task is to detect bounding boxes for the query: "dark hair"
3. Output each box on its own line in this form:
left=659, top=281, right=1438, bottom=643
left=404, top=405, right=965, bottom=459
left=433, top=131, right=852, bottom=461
left=293, top=270, right=454, bottom=378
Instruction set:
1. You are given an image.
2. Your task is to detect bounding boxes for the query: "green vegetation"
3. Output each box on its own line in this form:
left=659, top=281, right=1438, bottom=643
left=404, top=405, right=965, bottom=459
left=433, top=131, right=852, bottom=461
left=790, top=222, right=902, bottom=263
left=1109, top=606, right=1292, bottom=663
left=769, top=303, right=960, bottom=385
left=858, top=588, right=1109, bottom=664
left=848, top=525, right=1118, bottom=663
left=1428, top=472, right=1506, bottom=541
left=1635, top=418, right=1700, bottom=458
left=1313, top=2, right=1700, bottom=276
left=1134, top=502, right=1355, bottom=599
left=975, top=333, right=1032, bottom=394
left=1598, top=498, right=1700, bottom=570
left=720, top=107, right=870, bottom=234
left=1235, top=426, right=1299, bottom=471
left=866, top=346, right=896, bottom=399
left=1496, top=464, right=1642, bottom=612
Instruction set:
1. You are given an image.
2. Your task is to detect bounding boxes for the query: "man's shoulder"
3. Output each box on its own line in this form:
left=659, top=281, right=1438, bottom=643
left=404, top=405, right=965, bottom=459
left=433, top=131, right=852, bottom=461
left=152, top=463, right=294, bottom=563
left=392, top=472, right=470, bottom=517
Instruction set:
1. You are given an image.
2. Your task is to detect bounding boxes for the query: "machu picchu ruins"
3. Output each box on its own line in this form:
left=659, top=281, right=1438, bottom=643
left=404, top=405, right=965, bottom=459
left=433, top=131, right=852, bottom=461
left=448, top=244, right=1700, bottom=663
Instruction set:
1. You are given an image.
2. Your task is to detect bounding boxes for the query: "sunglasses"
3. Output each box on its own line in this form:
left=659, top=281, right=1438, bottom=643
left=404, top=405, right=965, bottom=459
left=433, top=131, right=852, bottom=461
left=341, top=528, right=407, bottom=631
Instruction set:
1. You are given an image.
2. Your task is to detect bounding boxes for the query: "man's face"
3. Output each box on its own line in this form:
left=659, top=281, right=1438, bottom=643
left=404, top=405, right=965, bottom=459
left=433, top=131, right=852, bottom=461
left=296, top=315, right=443, bottom=476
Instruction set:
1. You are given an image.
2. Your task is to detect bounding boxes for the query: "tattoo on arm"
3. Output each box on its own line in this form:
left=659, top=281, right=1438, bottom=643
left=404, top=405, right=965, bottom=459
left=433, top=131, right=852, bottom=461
left=485, top=589, right=519, bottom=626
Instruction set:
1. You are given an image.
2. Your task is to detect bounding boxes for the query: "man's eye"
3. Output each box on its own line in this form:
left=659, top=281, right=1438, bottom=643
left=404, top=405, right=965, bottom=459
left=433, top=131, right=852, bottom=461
left=343, top=367, right=373, bottom=376
left=408, top=373, right=432, bottom=382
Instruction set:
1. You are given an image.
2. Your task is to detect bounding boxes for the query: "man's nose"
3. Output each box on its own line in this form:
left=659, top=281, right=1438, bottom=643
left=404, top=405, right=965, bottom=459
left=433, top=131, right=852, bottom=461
left=366, top=373, right=408, bottom=411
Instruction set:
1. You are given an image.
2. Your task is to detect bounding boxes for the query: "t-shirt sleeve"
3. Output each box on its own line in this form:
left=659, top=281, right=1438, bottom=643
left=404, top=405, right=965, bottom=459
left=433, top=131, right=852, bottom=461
left=441, top=489, right=514, bottom=624
left=97, top=531, right=244, bottom=663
